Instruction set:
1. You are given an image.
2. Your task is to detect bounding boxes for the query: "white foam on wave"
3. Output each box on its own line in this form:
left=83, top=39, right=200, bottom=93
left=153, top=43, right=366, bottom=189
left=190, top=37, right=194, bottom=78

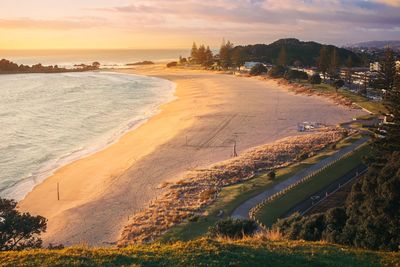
left=0, top=71, right=176, bottom=200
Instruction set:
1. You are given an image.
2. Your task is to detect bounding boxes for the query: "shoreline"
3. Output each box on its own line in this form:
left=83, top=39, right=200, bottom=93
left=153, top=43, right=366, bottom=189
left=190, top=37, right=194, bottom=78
left=19, top=65, right=365, bottom=246
left=2, top=71, right=175, bottom=200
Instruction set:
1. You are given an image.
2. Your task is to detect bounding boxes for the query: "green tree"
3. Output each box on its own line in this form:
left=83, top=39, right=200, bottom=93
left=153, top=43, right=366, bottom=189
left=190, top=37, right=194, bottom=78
left=197, top=45, right=206, bottom=66
left=329, top=49, right=340, bottom=79
left=204, top=46, right=214, bottom=68
left=232, top=47, right=246, bottom=71
left=345, top=56, right=354, bottom=85
left=190, top=42, right=198, bottom=64
left=318, top=46, right=330, bottom=81
left=278, top=47, right=287, bottom=66
left=375, top=47, right=397, bottom=92
left=333, top=79, right=345, bottom=93
left=309, top=73, right=322, bottom=84
left=219, top=40, right=234, bottom=69
left=0, top=198, right=47, bottom=251
left=249, top=63, right=268, bottom=76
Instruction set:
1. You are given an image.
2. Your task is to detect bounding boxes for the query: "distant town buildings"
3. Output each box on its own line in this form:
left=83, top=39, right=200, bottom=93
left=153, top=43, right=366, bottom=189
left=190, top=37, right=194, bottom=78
left=370, top=60, right=400, bottom=72
left=370, top=62, right=381, bottom=72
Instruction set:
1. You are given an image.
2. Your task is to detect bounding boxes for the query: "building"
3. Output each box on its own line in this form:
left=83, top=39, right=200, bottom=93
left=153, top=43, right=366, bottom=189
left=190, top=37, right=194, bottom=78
left=370, top=62, right=381, bottom=72
left=244, top=62, right=263, bottom=70
left=370, top=61, right=400, bottom=72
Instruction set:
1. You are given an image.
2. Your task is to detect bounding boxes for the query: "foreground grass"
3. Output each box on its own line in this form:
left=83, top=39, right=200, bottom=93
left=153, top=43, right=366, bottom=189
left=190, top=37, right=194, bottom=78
left=1, top=238, right=398, bottom=267
left=256, top=144, right=370, bottom=227
left=160, top=134, right=363, bottom=242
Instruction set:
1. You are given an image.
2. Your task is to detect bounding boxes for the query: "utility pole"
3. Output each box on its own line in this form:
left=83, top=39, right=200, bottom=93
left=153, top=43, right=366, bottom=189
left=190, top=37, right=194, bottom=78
left=232, top=140, right=238, bottom=157
left=57, top=182, right=60, bottom=201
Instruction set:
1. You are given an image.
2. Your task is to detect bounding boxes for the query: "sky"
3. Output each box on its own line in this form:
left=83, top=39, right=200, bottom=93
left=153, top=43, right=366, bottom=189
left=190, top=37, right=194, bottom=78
left=0, top=0, right=399, bottom=49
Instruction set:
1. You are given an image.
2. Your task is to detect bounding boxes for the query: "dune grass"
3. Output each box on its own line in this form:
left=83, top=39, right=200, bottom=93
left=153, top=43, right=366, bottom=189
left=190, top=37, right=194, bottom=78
left=0, top=238, right=398, bottom=267
left=160, top=134, right=364, bottom=242
left=296, top=80, right=387, bottom=114
left=255, top=144, right=370, bottom=227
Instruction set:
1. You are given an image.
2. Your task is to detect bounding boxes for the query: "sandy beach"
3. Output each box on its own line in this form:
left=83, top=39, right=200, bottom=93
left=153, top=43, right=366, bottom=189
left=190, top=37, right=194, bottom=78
left=19, top=65, right=365, bottom=246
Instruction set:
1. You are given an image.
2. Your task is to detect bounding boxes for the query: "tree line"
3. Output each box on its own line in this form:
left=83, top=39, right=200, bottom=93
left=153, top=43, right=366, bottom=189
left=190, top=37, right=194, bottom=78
left=0, top=59, right=100, bottom=74
left=183, top=40, right=246, bottom=70
left=273, top=47, right=400, bottom=251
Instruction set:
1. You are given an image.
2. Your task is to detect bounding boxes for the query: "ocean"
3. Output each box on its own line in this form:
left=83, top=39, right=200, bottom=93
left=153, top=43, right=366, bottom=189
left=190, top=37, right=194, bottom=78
left=0, top=49, right=189, bottom=68
left=0, top=71, right=176, bottom=200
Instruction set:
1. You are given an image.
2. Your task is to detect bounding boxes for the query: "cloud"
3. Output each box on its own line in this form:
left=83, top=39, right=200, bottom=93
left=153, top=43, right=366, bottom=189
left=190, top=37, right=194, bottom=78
left=371, top=0, right=400, bottom=7
left=2, top=0, right=400, bottom=46
left=94, top=0, right=400, bottom=32
left=0, top=17, right=103, bottom=30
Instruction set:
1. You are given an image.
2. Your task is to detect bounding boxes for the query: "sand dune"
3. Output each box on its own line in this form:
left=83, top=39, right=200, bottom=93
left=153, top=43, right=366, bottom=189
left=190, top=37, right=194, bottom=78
left=19, top=65, right=365, bottom=246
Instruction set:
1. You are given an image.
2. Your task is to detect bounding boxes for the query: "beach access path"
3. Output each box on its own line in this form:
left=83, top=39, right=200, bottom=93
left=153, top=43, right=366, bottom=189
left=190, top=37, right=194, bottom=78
left=231, top=137, right=369, bottom=219
left=19, top=65, right=365, bottom=246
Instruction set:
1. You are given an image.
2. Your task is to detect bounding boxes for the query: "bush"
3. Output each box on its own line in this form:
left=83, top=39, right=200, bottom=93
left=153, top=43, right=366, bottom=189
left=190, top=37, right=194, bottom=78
left=284, top=69, right=308, bottom=80
left=309, top=73, right=322, bottom=84
left=333, top=79, right=345, bottom=89
left=208, top=218, right=258, bottom=239
left=249, top=63, right=268, bottom=76
left=166, top=61, right=178, bottom=68
left=268, top=65, right=288, bottom=78
left=267, top=171, right=276, bottom=180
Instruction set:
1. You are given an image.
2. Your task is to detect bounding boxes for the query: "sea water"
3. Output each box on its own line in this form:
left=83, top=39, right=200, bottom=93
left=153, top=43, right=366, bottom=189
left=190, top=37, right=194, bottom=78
left=0, top=71, right=175, bottom=200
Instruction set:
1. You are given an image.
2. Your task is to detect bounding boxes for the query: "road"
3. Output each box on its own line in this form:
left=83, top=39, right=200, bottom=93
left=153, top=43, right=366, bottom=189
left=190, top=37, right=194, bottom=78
left=282, top=164, right=367, bottom=217
left=231, top=137, right=368, bottom=219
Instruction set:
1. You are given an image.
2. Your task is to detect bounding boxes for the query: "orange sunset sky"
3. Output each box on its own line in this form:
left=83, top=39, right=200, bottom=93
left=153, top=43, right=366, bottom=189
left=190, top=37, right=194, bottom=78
left=1, top=0, right=400, bottom=49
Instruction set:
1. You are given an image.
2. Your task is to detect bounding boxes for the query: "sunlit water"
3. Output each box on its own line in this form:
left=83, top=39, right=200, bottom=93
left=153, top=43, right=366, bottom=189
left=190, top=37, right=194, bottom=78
left=0, top=72, right=175, bottom=200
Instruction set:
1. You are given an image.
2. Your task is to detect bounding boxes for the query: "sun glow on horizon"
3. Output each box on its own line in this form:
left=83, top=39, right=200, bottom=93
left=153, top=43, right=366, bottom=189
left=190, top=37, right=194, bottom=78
left=1, top=0, right=400, bottom=49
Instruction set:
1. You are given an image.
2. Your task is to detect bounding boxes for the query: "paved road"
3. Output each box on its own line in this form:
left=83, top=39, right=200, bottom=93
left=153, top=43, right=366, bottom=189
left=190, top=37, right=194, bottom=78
left=231, top=137, right=368, bottom=219
left=282, top=164, right=367, bottom=217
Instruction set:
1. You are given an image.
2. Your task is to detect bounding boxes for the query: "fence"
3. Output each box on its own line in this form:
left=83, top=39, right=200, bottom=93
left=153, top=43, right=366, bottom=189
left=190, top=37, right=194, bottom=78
left=249, top=144, right=365, bottom=229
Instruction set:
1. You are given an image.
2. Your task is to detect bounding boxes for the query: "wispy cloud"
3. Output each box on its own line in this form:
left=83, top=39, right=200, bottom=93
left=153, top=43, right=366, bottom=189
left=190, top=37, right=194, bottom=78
left=371, top=0, right=400, bottom=7
left=1, top=0, right=399, bottom=48
left=0, top=17, right=103, bottom=30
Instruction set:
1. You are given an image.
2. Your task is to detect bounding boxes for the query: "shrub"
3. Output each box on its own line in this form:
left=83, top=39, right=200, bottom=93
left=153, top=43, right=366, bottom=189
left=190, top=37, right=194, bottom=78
left=284, top=69, right=308, bottom=80
left=208, top=218, right=258, bottom=239
left=333, top=79, right=345, bottom=89
left=249, top=63, right=268, bottom=76
left=309, top=73, right=322, bottom=84
left=267, top=171, right=276, bottom=180
left=268, top=65, right=288, bottom=78
left=166, top=61, right=178, bottom=68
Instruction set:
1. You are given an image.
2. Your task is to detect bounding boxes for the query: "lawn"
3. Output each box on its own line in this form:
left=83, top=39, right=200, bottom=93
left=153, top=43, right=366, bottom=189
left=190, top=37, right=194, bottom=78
left=160, top=134, right=365, bottom=242
left=255, top=144, right=370, bottom=227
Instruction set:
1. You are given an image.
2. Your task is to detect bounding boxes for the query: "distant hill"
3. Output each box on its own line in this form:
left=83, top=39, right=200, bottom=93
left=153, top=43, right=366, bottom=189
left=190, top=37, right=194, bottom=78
left=236, top=38, right=361, bottom=67
left=348, top=40, right=400, bottom=50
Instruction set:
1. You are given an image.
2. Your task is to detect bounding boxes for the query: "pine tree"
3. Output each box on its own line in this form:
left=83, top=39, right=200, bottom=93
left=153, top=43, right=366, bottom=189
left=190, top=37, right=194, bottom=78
left=197, top=44, right=206, bottom=66
left=204, top=46, right=214, bottom=68
left=345, top=56, right=353, bottom=85
left=191, top=42, right=198, bottom=64
left=278, top=47, right=287, bottom=67
left=219, top=40, right=234, bottom=69
left=318, top=46, right=329, bottom=81
left=375, top=47, right=397, bottom=92
left=329, top=49, right=340, bottom=79
left=232, top=47, right=246, bottom=71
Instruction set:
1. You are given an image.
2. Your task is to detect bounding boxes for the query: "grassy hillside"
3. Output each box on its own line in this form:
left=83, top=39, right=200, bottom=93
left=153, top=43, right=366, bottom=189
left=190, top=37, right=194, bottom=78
left=160, top=134, right=364, bottom=242
left=1, top=238, right=398, bottom=267
left=256, top=145, right=369, bottom=227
